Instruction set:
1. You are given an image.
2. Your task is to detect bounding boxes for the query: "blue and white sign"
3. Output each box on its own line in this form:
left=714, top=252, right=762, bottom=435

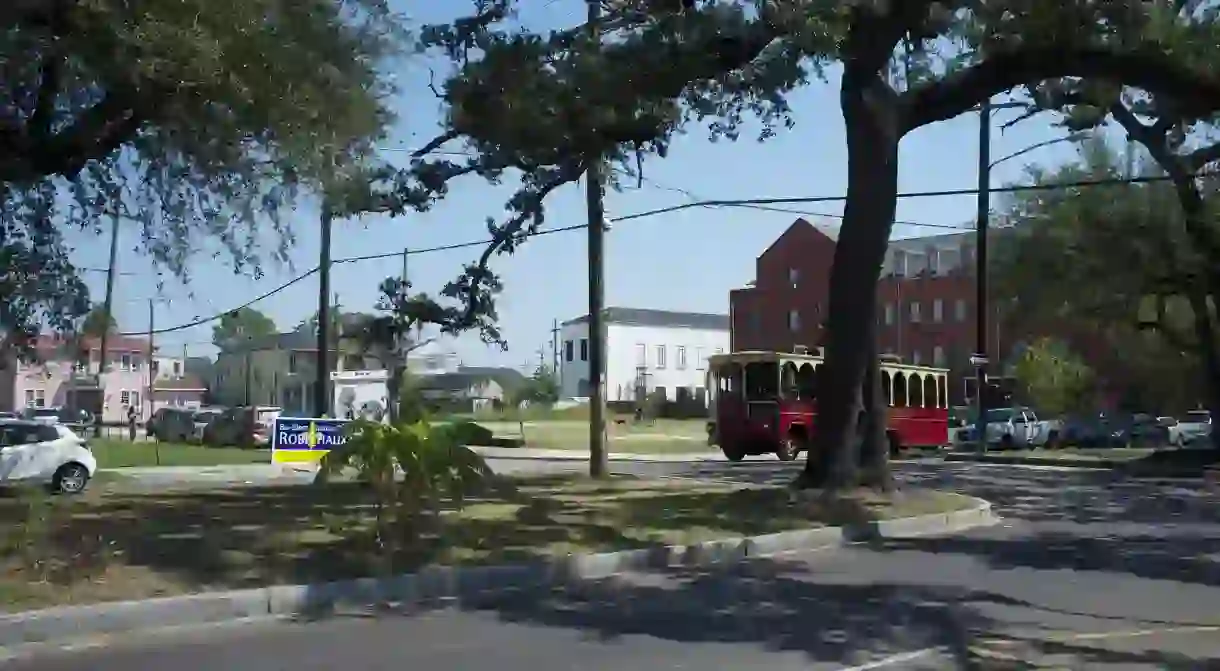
left=270, top=417, right=349, bottom=463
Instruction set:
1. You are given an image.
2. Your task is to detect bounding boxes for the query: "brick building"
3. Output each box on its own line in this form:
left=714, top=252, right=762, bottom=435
left=730, top=218, right=1017, bottom=403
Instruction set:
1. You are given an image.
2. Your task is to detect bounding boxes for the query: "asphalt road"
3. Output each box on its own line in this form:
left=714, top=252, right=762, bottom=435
left=16, top=459, right=1220, bottom=670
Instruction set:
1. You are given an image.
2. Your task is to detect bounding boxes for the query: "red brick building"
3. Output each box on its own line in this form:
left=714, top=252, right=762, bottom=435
left=730, top=218, right=1013, bottom=403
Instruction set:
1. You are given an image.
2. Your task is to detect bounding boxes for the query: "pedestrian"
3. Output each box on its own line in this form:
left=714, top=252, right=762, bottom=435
left=127, top=405, right=138, bottom=441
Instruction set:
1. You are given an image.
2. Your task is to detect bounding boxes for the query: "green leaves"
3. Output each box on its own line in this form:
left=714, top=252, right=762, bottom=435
left=2, top=0, right=401, bottom=343
left=314, top=419, right=496, bottom=514
left=1012, top=338, right=1094, bottom=416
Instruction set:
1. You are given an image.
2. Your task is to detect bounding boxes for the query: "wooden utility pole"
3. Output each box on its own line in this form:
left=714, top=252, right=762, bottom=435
left=550, top=318, right=560, bottom=378
left=585, top=0, right=608, bottom=478
left=96, top=215, right=121, bottom=436
left=315, top=204, right=333, bottom=417
left=145, top=299, right=154, bottom=421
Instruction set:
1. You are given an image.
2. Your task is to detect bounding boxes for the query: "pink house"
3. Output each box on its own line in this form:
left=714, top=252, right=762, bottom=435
left=0, top=334, right=206, bottom=423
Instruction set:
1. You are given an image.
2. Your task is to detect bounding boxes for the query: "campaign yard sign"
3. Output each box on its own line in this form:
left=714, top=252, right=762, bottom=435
left=271, top=417, right=349, bottom=464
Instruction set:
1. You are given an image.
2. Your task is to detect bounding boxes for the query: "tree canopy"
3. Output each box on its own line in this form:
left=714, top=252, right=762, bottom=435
left=212, top=307, right=277, bottom=351
left=2, top=0, right=402, bottom=344
left=78, top=305, right=116, bottom=338
left=992, top=137, right=1217, bottom=411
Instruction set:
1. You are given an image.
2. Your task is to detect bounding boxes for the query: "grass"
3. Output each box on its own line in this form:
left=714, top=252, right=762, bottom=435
left=89, top=439, right=269, bottom=468
left=0, top=475, right=972, bottom=612
left=469, top=417, right=712, bottom=454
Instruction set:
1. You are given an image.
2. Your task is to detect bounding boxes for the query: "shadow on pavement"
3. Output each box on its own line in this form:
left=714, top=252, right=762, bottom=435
left=307, top=556, right=1220, bottom=669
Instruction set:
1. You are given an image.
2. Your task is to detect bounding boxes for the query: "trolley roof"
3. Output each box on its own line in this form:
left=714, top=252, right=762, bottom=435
left=707, top=350, right=949, bottom=374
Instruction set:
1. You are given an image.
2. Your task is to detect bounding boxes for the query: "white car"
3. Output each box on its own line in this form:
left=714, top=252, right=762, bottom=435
left=0, top=420, right=97, bottom=493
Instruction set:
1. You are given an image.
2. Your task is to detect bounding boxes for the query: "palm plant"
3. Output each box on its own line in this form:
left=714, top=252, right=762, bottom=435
left=314, top=419, right=495, bottom=568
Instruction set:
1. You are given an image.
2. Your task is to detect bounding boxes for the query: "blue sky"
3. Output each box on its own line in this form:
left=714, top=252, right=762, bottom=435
left=64, top=1, right=1097, bottom=370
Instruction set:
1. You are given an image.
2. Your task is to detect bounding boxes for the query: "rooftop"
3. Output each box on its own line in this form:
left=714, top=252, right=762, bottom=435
left=563, top=307, right=730, bottom=331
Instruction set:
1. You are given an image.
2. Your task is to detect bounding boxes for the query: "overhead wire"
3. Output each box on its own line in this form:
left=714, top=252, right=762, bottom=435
left=117, top=172, right=1189, bottom=337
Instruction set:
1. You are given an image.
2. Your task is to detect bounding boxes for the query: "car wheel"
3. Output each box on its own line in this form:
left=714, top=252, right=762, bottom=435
left=52, top=462, right=90, bottom=494
left=999, top=434, right=1015, bottom=451
left=776, top=437, right=799, bottom=462
left=723, top=447, right=745, bottom=462
left=1045, top=431, right=1060, bottom=450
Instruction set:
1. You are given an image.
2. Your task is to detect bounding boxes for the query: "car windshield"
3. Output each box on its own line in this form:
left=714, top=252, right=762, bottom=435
left=984, top=409, right=1015, bottom=423
left=194, top=411, right=220, bottom=422
left=1183, top=411, right=1210, bottom=423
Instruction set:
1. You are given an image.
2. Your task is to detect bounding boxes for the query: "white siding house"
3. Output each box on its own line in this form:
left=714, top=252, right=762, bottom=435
left=558, top=308, right=729, bottom=404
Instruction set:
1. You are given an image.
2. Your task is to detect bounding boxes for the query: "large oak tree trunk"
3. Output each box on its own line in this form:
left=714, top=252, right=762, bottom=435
left=858, top=326, right=893, bottom=490
left=796, top=72, right=901, bottom=491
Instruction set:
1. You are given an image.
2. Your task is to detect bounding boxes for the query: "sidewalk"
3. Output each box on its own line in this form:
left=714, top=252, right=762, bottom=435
left=469, top=445, right=723, bottom=463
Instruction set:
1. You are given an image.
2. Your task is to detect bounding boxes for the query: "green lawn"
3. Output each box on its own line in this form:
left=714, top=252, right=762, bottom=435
left=472, top=418, right=712, bottom=453
left=89, top=439, right=269, bottom=468
left=0, top=474, right=973, bottom=612
left=994, top=448, right=1157, bottom=461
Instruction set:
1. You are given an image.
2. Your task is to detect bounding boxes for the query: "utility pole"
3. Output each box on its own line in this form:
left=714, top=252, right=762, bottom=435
left=315, top=204, right=333, bottom=417
left=971, top=98, right=992, bottom=453
left=146, top=299, right=155, bottom=422
left=550, top=318, right=560, bottom=378
left=585, top=0, right=608, bottom=478
left=95, top=215, right=121, bottom=436
left=243, top=345, right=253, bottom=406
left=401, top=247, right=409, bottom=284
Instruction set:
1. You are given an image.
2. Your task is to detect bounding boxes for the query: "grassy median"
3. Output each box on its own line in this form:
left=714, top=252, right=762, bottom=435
left=0, top=475, right=972, bottom=612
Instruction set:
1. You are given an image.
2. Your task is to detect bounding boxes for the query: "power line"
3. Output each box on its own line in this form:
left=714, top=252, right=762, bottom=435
left=118, top=172, right=1191, bottom=337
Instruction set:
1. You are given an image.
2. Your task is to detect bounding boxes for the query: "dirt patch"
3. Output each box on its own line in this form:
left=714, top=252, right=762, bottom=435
left=0, top=476, right=973, bottom=612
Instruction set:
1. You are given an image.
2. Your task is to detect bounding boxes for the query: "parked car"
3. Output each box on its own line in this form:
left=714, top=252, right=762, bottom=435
left=190, top=408, right=224, bottom=444
left=1177, top=409, right=1212, bottom=447
left=1111, top=413, right=1171, bottom=448
left=0, top=419, right=96, bottom=493
left=150, top=407, right=199, bottom=443
left=26, top=406, right=94, bottom=425
left=1060, top=414, right=1113, bottom=447
left=205, top=406, right=281, bottom=448
left=1156, top=416, right=1184, bottom=446
left=955, top=407, right=1062, bottom=450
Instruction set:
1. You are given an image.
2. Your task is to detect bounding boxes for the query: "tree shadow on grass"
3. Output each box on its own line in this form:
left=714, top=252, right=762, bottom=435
left=0, top=476, right=885, bottom=610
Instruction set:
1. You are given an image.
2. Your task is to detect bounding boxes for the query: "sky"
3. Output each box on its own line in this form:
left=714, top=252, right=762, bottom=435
left=62, top=1, right=1109, bottom=371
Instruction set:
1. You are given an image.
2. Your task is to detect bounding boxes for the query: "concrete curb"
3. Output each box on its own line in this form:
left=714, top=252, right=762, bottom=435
left=0, top=497, right=995, bottom=651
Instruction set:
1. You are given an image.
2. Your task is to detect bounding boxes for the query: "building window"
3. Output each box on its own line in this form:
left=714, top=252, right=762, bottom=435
left=655, top=345, right=667, bottom=369
left=884, top=303, right=894, bottom=325
left=120, top=353, right=132, bottom=371
left=130, top=390, right=140, bottom=409
left=928, top=247, right=940, bottom=274
left=635, top=344, right=647, bottom=366
left=288, top=353, right=298, bottom=374
left=564, top=340, right=574, bottom=362
left=120, top=390, right=130, bottom=406
left=695, top=347, right=705, bottom=370
left=580, top=338, right=588, bottom=362
left=788, top=267, right=799, bottom=286
left=955, top=299, right=967, bottom=322
left=676, top=346, right=687, bottom=370
left=24, top=389, right=46, bottom=408
left=933, top=346, right=945, bottom=367
left=715, top=347, right=724, bottom=355
left=173, top=361, right=181, bottom=375
left=910, top=302, right=921, bottom=323
left=788, top=309, right=800, bottom=332
left=933, top=299, right=943, bottom=323
left=912, top=350, right=922, bottom=365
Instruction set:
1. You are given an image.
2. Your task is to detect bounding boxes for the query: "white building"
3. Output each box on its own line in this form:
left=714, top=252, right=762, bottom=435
left=558, top=308, right=730, bottom=404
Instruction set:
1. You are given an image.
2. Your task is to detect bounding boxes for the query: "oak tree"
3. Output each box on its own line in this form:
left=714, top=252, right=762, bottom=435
left=2, top=0, right=401, bottom=346
left=368, top=0, right=1220, bottom=489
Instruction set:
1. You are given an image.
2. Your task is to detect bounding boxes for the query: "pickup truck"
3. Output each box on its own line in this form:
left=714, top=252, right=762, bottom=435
left=1177, top=410, right=1212, bottom=447
left=955, top=406, right=1062, bottom=450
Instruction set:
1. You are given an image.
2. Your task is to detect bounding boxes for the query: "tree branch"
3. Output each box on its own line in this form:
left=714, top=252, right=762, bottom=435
left=901, top=46, right=1220, bottom=134
left=0, top=90, right=144, bottom=184
left=1187, top=142, right=1220, bottom=172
